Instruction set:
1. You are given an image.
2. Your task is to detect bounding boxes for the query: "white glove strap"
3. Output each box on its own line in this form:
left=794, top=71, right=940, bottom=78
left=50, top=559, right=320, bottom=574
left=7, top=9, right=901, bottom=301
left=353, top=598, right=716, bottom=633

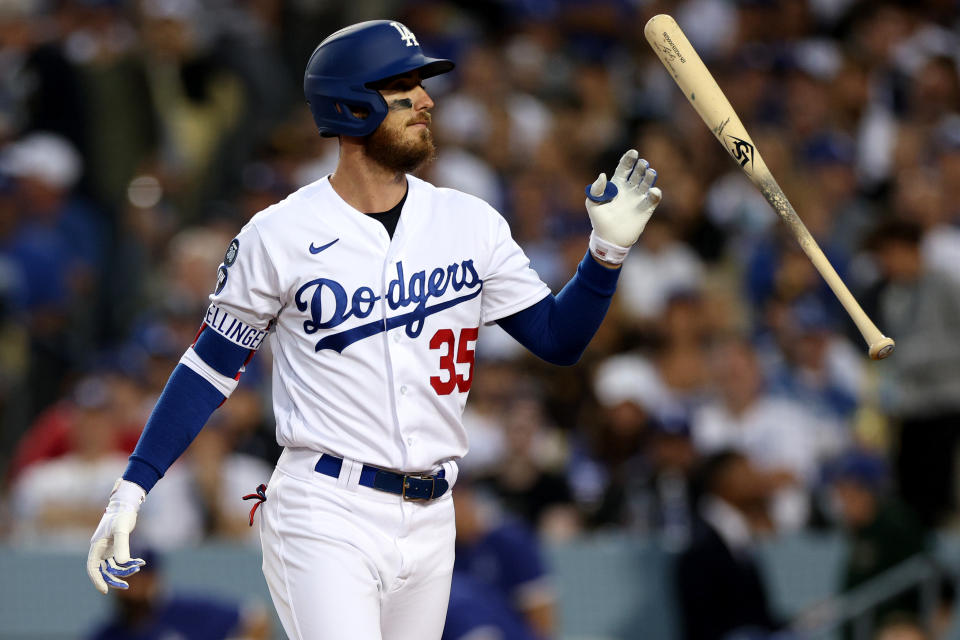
left=108, top=478, right=146, bottom=512
left=589, top=231, right=631, bottom=265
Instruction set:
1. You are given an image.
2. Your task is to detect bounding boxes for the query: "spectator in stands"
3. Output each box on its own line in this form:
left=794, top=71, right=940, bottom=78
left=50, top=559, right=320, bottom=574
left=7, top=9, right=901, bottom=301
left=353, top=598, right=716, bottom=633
left=480, top=395, right=579, bottom=539
left=761, top=296, right=865, bottom=423
left=0, top=2, right=87, bottom=147
left=651, top=293, right=713, bottom=419
left=692, top=335, right=834, bottom=531
left=9, top=375, right=128, bottom=545
left=872, top=616, right=929, bottom=640
left=864, top=219, right=960, bottom=528
left=632, top=411, right=698, bottom=551
left=160, top=225, right=234, bottom=319
left=137, top=0, right=248, bottom=221
left=433, top=43, right=551, bottom=174
left=0, top=174, right=28, bottom=472
left=570, top=353, right=662, bottom=530
left=1, top=132, right=107, bottom=414
left=676, top=450, right=781, bottom=640
left=442, top=571, right=540, bottom=640
left=454, top=478, right=555, bottom=638
left=7, top=368, right=143, bottom=483
left=826, top=449, right=928, bottom=637
left=457, top=360, right=520, bottom=475
left=85, top=547, right=271, bottom=640
left=802, top=132, right=876, bottom=257
left=47, top=0, right=158, bottom=209
left=616, top=216, right=705, bottom=330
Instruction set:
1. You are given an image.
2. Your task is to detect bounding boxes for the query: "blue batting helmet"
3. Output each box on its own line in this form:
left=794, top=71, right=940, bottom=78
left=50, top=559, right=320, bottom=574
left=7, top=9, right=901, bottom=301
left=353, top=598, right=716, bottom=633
left=304, top=20, right=455, bottom=138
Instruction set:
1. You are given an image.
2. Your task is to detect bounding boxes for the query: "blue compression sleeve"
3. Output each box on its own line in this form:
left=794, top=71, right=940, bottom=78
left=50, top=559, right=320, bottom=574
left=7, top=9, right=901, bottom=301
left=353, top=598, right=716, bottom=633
left=122, top=364, right=226, bottom=492
left=124, top=330, right=254, bottom=491
left=497, top=251, right=620, bottom=365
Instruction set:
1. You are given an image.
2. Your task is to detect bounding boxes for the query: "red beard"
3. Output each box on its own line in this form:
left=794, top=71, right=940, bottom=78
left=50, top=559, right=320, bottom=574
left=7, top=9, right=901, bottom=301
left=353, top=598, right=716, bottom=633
left=364, top=117, right=436, bottom=174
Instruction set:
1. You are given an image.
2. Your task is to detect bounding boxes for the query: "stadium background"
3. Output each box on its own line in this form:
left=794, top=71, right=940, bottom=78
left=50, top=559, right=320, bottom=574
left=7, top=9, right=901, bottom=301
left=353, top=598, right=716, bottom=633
left=1, top=0, right=959, bottom=638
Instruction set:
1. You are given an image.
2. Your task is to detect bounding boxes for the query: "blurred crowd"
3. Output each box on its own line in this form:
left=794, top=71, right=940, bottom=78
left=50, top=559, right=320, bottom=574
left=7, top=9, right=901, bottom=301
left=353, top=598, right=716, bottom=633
left=1, top=0, right=960, bottom=635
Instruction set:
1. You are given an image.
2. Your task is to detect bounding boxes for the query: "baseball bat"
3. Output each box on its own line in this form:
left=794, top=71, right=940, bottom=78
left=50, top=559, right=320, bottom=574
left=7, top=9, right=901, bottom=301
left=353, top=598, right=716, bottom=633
left=644, top=14, right=895, bottom=360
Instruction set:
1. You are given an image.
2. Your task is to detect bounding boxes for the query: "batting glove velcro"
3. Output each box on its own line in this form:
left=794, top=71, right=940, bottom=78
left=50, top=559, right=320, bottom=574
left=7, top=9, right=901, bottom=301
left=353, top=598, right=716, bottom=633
left=86, top=479, right=146, bottom=594
left=585, top=149, right=662, bottom=264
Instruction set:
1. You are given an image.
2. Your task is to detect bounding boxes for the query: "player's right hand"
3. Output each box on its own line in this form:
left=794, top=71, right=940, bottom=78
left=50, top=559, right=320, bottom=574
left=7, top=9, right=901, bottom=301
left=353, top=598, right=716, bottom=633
left=86, top=479, right=147, bottom=594
left=584, top=149, right=662, bottom=264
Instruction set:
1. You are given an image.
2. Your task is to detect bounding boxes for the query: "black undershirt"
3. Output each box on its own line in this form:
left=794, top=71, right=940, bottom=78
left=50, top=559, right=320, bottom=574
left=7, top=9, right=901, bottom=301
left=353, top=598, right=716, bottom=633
left=367, top=189, right=407, bottom=239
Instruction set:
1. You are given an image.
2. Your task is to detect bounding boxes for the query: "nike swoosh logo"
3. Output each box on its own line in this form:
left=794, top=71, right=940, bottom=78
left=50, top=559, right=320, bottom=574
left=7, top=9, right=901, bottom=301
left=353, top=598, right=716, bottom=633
left=309, top=238, right=339, bottom=254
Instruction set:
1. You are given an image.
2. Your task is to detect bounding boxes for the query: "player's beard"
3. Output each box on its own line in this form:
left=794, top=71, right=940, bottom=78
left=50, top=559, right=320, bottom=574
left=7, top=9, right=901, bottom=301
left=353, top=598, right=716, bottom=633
left=365, top=115, right=436, bottom=174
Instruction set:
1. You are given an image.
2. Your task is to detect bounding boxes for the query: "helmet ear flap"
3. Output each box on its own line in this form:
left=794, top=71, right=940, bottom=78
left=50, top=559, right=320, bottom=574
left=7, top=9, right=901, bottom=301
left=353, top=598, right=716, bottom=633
left=307, top=93, right=386, bottom=137
left=334, top=102, right=371, bottom=121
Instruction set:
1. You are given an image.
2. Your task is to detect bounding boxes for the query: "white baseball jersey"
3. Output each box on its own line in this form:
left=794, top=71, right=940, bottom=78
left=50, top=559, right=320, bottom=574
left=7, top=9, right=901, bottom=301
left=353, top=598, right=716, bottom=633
left=201, top=174, right=549, bottom=472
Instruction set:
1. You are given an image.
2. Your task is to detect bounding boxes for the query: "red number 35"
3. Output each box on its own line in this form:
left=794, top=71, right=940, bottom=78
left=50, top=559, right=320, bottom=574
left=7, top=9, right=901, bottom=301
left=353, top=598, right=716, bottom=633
left=429, top=327, right=479, bottom=395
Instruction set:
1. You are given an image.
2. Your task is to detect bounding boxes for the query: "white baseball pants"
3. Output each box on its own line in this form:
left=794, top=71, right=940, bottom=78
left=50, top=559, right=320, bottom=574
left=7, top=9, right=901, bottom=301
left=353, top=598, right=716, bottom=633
left=259, top=447, right=456, bottom=640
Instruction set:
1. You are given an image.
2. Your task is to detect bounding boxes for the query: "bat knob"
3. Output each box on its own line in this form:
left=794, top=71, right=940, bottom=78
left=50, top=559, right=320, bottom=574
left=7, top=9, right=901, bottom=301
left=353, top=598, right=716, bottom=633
left=869, top=336, right=895, bottom=360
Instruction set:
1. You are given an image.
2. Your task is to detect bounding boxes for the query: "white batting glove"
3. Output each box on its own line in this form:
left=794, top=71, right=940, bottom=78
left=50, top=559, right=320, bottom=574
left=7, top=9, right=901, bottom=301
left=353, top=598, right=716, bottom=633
left=86, top=479, right=147, bottom=594
left=585, top=149, right=662, bottom=264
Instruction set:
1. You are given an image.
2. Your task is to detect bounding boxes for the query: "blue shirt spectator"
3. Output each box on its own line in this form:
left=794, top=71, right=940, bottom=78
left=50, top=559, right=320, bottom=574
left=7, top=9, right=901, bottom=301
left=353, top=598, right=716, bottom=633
left=454, top=480, right=554, bottom=637
left=85, top=548, right=269, bottom=640
left=87, top=594, right=243, bottom=640
left=443, top=572, right=540, bottom=640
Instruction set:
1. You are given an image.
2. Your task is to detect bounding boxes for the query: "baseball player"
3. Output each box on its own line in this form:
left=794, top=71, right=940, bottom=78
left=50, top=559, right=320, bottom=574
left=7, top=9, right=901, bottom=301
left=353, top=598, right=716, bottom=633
left=86, top=20, right=661, bottom=640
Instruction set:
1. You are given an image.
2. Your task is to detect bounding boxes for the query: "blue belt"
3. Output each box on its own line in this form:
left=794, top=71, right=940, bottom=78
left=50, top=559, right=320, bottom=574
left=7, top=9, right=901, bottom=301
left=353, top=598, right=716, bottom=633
left=314, top=454, right=449, bottom=501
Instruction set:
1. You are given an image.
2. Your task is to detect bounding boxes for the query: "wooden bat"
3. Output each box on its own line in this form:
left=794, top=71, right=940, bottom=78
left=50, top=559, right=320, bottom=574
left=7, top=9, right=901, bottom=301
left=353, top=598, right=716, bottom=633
left=644, top=14, right=895, bottom=360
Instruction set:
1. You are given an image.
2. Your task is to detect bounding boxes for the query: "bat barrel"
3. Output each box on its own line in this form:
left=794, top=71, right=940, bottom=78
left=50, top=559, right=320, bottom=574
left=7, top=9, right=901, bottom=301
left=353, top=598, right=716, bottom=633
left=644, top=13, right=896, bottom=361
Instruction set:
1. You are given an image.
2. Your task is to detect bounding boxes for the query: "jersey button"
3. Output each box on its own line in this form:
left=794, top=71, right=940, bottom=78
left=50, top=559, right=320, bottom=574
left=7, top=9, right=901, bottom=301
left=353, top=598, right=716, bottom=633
left=400, top=385, right=408, bottom=395
left=393, top=333, right=401, bottom=343
left=407, top=437, right=415, bottom=445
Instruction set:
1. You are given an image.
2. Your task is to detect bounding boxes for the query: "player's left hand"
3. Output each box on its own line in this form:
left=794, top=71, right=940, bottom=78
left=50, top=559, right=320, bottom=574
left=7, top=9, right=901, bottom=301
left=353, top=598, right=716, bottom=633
left=584, top=149, right=662, bottom=264
left=86, top=479, right=146, bottom=594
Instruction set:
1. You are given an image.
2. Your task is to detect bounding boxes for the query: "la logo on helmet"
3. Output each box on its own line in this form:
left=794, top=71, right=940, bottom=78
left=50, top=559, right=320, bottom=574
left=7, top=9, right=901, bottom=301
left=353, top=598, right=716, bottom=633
left=390, top=22, right=419, bottom=47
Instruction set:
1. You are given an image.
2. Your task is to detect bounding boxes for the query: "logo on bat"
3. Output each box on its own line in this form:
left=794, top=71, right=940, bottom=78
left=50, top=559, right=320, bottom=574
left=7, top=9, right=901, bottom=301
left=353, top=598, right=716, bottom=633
left=727, top=135, right=754, bottom=169
left=661, top=33, right=686, bottom=63
left=655, top=42, right=676, bottom=62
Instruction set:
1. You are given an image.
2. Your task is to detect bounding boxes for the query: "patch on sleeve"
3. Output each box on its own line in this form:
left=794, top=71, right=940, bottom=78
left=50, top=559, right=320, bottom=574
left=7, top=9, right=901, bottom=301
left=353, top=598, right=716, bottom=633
left=224, top=238, right=239, bottom=267
left=204, top=304, right=268, bottom=350
left=214, top=266, right=228, bottom=294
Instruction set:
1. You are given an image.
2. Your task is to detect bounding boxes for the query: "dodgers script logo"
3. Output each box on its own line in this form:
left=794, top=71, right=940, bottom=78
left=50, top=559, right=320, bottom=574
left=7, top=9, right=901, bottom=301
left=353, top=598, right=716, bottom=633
left=295, top=259, right=482, bottom=353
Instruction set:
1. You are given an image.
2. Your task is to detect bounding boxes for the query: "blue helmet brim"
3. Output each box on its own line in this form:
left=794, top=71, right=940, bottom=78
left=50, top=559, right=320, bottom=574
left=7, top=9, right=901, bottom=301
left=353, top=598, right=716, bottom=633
left=363, top=57, right=455, bottom=88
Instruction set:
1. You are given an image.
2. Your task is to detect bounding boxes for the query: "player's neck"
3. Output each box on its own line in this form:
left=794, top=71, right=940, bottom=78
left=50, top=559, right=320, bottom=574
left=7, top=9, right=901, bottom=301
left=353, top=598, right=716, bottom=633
left=330, top=144, right=407, bottom=214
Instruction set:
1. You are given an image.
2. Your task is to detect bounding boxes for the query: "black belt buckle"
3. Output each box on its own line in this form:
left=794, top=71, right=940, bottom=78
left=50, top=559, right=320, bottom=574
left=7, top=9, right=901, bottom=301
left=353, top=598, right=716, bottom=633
left=401, top=474, right=435, bottom=501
